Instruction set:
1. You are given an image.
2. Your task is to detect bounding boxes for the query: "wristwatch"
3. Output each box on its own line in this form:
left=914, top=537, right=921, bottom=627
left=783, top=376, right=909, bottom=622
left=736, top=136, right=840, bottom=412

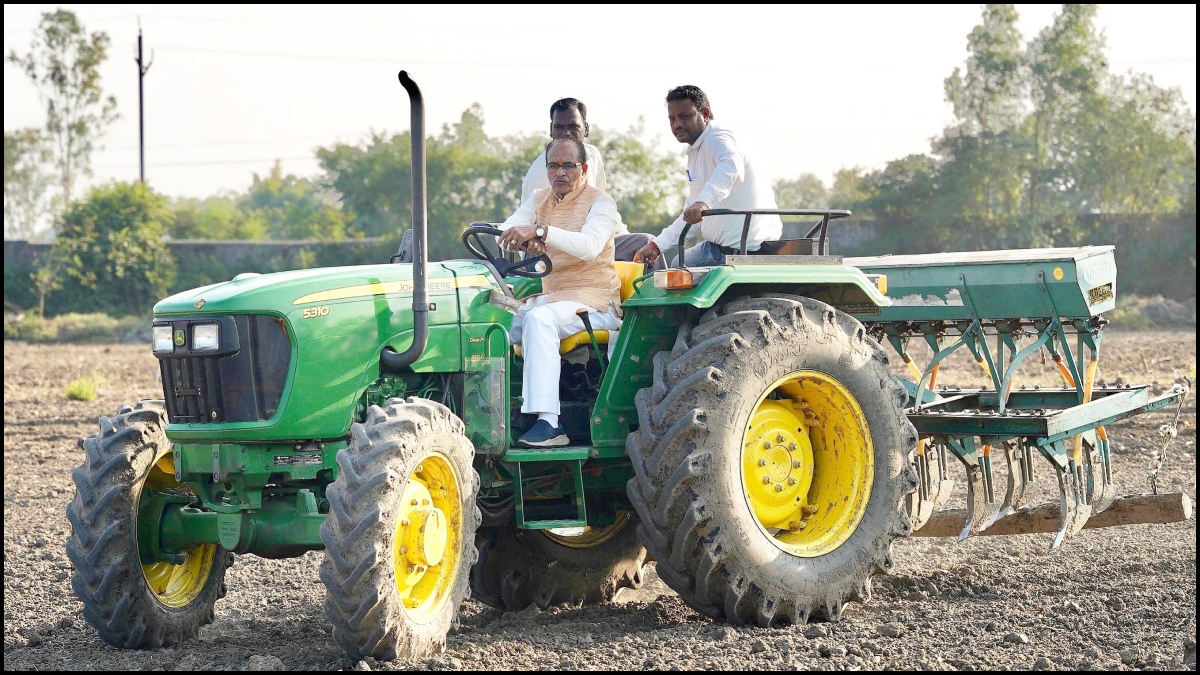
left=534, top=224, right=547, bottom=240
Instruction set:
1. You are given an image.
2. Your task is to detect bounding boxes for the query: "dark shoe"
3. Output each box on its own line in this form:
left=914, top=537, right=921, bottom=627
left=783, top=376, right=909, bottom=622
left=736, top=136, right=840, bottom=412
left=517, top=420, right=569, bottom=448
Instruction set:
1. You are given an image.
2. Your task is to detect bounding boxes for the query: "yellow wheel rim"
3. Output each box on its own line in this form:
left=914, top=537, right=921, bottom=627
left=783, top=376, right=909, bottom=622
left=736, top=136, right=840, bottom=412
left=393, top=453, right=463, bottom=622
left=544, top=511, right=631, bottom=549
left=741, top=371, right=874, bottom=557
left=138, top=452, right=217, bottom=608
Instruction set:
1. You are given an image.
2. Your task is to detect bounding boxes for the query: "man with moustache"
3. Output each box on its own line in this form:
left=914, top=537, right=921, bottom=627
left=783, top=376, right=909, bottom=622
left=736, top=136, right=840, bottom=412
left=498, top=136, right=623, bottom=447
left=634, top=85, right=781, bottom=267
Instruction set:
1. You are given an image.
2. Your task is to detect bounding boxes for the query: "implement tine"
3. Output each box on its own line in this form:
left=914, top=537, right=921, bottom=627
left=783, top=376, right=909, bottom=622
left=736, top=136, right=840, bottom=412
left=980, top=440, right=1027, bottom=531
left=1050, top=457, right=1092, bottom=550
left=932, top=444, right=955, bottom=509
left=1085, top=428, right=1117, bottom=514
left=944, top=438, right=997, bottom=541
left=907, top=445, right=936, bottom=531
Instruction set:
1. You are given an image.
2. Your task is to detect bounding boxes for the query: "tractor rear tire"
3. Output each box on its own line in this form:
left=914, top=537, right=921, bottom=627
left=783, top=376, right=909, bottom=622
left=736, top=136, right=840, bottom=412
left=320, top=398, right=480, bottom=661
left=471, top=515, right=647, bottom=611
left=66, top=400, right=232, bottom=648
left=626, top=295, right=918, bottom=626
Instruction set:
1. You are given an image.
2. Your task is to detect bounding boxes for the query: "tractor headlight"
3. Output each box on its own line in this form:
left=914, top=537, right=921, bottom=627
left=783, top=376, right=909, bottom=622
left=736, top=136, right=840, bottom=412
left=152, top=325, right=174, bottom=354
left=191, top=323, right=220, bottom=351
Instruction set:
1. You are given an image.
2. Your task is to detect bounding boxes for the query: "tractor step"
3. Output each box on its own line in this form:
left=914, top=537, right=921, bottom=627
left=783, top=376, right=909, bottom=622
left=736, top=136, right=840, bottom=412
left=506, top=453, right=588, bottom=530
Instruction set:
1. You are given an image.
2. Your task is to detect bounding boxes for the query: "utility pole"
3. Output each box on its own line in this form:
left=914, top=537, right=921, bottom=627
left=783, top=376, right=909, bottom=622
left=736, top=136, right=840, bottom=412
left=135, top=19, right=154, bottom=183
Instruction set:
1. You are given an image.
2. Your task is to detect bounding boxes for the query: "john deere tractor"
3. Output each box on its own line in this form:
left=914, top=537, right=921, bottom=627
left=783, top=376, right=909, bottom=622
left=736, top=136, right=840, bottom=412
left=67, top=72, right=1189, bottom=661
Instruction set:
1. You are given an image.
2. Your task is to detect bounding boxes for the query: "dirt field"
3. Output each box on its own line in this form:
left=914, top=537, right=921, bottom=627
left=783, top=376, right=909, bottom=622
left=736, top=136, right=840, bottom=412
left=4, top=332, right=1195, bottom=671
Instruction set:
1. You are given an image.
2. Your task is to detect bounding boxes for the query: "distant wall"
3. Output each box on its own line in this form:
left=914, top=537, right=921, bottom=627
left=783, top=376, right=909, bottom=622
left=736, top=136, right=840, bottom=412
left=5, top=215, right=1194, bottom=315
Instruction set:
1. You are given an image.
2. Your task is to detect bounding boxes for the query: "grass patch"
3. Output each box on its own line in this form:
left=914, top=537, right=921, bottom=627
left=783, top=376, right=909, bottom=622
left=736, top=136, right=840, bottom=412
left=3, top=312, right=57, bottom=342
left=66, top=372, right=106, bottom=402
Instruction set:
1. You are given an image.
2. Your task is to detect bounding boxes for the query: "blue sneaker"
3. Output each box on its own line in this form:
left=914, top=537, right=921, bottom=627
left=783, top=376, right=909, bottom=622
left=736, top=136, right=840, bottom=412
left=517, top=419, right=569, bottom=448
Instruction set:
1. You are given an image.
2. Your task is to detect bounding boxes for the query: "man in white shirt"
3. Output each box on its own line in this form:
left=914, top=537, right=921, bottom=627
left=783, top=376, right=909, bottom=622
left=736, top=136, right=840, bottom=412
left=634, top=85, right=782, bottom=267
left=521, top=98, right=662, bottom=269
left=499, top=137, right=623, bottom=447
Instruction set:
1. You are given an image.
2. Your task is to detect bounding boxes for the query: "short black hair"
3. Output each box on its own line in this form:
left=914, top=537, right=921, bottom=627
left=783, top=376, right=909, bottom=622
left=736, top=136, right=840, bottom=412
left=666, top=85, right=713, bottom=118
left=545, top=137, right=587, bottom=165
left=550, top=97, right=587, bottom=123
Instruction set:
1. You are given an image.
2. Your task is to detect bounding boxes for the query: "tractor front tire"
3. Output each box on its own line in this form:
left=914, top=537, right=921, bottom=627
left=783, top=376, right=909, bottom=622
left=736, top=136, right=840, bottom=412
left=320, top=398, right=480, bottom=661
left=66, top=400, right=232, bottom=648
left=471, top=514, right=647, bottom=611
left=627, top=295, right=918, bottom=626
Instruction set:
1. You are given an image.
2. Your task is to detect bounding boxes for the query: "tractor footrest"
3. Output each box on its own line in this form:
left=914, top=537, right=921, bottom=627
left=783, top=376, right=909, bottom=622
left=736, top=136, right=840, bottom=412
left=518, top=518, right=588, bottom=530
left=501, top=445, right=593, bottom=462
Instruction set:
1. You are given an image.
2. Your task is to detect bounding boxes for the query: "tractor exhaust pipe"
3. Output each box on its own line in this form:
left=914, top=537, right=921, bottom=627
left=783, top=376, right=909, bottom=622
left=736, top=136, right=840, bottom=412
left=381, top=70, right=430, bottom=373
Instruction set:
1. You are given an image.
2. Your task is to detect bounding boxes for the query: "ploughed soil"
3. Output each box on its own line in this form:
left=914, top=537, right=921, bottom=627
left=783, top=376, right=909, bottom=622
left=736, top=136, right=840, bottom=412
left=4, top=331, right=1195, bottom=671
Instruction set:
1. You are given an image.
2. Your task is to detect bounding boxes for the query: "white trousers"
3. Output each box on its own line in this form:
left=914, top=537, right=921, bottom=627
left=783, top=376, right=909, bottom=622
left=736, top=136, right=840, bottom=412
left=511, top=296, right=621, bottom=415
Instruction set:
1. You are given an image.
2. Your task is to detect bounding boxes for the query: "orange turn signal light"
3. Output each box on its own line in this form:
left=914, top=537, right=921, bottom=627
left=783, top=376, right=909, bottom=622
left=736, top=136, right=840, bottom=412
left=875, top=274, right=887, bottom=295
left=654, top=269, right=694, bottom=290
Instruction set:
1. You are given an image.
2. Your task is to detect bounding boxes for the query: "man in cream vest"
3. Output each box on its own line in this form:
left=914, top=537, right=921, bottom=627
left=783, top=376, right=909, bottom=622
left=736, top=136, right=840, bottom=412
left=498, top=137, right=623, bottom=447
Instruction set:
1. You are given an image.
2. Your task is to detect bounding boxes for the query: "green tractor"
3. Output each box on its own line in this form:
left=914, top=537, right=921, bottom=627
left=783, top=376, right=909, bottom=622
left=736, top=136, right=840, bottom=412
left=66, top=72, right=1188, bottom=661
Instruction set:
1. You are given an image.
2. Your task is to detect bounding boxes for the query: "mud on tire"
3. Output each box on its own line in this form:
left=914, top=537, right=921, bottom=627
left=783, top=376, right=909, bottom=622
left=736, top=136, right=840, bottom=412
left=626, top=295, right=918, bottom=626
left=66, top=400, right=232, bottom=648
left=320, top=397, right=481, bottom=661
left=471, top=516, right=647, bottom=611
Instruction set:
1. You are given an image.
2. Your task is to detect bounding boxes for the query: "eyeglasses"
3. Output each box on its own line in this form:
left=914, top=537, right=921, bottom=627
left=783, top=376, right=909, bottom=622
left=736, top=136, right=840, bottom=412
left=546, top=162, right=583, bottom=172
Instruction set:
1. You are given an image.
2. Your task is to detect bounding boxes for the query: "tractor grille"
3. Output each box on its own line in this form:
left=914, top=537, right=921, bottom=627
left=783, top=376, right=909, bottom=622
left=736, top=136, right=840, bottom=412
left=158, top=315, right=291, bottom=424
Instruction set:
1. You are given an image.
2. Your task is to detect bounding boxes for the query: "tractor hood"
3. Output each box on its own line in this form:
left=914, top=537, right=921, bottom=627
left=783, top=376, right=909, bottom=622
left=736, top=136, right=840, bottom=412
left=154, top=262, right=492, bottom=316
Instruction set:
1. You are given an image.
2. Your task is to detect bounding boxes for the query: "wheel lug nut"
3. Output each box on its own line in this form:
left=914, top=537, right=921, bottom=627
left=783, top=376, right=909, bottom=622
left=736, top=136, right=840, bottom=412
left=788, top=477, right=797, bottom=486
left=763, top=440, right=772, bottom=449
left=401, top=519, right=410, bottom=526
left=775, top=484, right=785, bottom=492
left=757, top=458, right=767, bottom=467
left=804, top=505, right=819, bottom=516
left=762, top=476, right=772, bottom=485
left=788, top=442, right=797, bottom=450
left=411, top=499, right=419, bottom=506
left=776, top=434, right=786, bottom=443
left=792, top=460, right=803, bottom=468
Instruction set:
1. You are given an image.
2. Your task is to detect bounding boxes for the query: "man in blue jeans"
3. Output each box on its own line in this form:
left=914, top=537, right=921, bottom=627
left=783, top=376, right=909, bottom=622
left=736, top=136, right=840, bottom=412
left=634, top=85, right=782, bottom=267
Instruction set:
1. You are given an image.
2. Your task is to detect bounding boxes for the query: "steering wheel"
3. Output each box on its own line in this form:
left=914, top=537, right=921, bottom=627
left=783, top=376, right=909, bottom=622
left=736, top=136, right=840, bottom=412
left=462, top=223, right=553, bottom=278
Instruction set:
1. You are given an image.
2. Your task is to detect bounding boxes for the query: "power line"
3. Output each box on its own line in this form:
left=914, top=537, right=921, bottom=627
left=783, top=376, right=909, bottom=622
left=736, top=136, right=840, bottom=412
left=150, top=156, right=316, bottom=167
left=151, top=44, right=816, bottom=73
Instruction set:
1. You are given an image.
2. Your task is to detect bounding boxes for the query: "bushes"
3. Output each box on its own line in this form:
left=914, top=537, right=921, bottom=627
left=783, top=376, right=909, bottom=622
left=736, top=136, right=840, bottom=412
left=4, top=312, right=149, bottom=343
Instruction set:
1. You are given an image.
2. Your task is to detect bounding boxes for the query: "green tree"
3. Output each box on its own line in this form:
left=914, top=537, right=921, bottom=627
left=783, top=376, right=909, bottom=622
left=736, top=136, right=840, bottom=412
left=169, top=196, right=269, bottom=240
left=4, top=128, right=54, bottom=240
left=1025, top=4, right=1107, bottom=225
left=1079, top=73, right=1196, bottom=216
left=773, top=173, right=829, bottom=210
left=8, top=10, right=118, bottom=215
left=243, top=162, right=355, bottom=241
left=933, top=4, right=1030, bottom=247
left=49, top=182, right=175, bottom=316
left=829, top=167, right=870, bottom=210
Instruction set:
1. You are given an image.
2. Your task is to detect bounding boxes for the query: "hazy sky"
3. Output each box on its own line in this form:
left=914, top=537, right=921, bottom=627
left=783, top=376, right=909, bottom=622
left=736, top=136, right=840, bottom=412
left=4, top=4, right=1196, bottom=225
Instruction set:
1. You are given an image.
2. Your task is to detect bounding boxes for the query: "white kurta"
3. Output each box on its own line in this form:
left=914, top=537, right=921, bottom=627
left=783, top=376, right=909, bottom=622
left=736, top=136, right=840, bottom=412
left=652, top=123, right=782, bottom=252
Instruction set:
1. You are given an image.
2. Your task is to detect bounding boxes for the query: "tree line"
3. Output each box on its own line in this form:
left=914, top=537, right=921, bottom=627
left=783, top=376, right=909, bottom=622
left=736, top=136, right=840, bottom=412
left=4, top=5, right=1195, bottom=320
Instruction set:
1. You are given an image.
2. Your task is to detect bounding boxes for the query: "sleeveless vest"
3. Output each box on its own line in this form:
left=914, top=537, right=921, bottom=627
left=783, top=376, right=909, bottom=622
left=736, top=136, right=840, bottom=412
left=533, top=184, right=622, bottom=315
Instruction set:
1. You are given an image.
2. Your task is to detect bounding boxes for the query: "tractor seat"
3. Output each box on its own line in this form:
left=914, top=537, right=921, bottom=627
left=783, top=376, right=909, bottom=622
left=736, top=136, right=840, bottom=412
left=514, top=261, right=644, bottom=356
